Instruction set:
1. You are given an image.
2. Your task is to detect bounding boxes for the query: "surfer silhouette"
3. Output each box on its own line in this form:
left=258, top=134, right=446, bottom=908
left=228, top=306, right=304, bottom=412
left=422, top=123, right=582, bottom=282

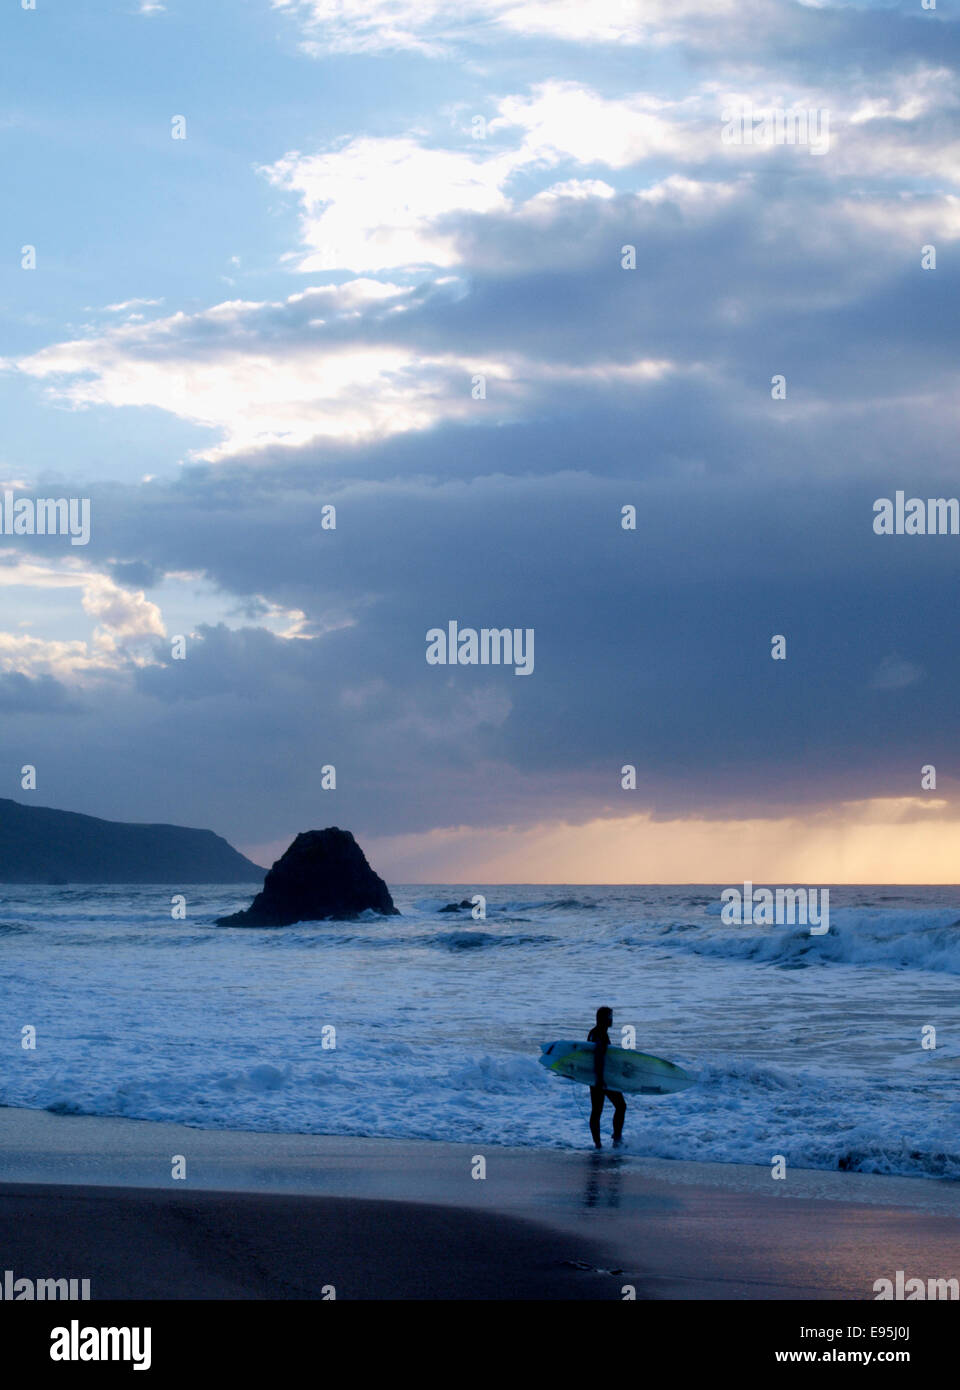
left=587, top=1006, right=626, bottom=1149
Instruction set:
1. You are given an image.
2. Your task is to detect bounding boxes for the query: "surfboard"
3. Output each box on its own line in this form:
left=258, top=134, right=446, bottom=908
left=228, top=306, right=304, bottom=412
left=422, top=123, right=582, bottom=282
left=539, top=1040, right=696, bottom=1095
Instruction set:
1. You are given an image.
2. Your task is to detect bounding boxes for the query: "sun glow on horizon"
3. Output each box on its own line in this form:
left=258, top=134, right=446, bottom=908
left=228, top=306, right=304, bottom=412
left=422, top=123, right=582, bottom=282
left=346, top=800, right=960, bottom=884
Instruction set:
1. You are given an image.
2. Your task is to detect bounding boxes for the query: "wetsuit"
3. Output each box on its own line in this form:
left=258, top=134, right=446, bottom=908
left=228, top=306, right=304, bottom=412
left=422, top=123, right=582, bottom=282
left=587, top=1025, right=626, bottom=1147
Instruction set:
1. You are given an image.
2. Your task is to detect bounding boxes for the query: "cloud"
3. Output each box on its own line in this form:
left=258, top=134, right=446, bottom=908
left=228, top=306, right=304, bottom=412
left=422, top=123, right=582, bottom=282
left=109, top=560, right=161, bottom=590
left=0, top=555, right=165, bottom=680
left=259, top=83, right=718, bottom=273
left=260, top=72, right=960, bottom=281
left=102, top=297, right=165, bottom=314
left=271, top=0, right=736, bottom=55
left=0, top=671, right=81, bottom=715
left=263, top=138, right=513, bottom=271
left=491, top=83, right=701, bottom=168
left=3, top=437, right=960, bottom=850
left=3, top=267, right=686, bottom=456
left=869, top=655, right=924, bottom=691
left=5, top=0, right=960, bottom=865
left=79, top=572, right=166, bottom=643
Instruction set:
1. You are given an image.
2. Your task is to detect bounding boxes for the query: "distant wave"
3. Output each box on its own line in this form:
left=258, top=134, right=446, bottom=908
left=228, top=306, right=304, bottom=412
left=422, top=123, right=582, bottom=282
left=208, top=925, right=559, bottom=952
left=429, top=930, right=558, bottom=951
left=412, top=896, right=599, bottom=915
left=645, top=909, right=960, bottom=975
left=499, top=897, right=599, bottom=912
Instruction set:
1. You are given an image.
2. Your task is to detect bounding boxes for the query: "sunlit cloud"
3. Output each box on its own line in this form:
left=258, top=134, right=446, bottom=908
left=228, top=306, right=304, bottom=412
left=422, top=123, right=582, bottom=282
left=261, top=83, right=712, bottom=272
left=271, top=0, right=737, bottom=55
left=4, top=279, right=684, bottom=457
left=0, top=555, right=166, bottom=679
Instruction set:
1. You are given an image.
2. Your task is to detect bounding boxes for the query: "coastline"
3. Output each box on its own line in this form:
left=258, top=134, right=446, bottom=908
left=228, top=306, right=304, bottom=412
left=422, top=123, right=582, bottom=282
left=1, top=1106, right=958, bottom=1299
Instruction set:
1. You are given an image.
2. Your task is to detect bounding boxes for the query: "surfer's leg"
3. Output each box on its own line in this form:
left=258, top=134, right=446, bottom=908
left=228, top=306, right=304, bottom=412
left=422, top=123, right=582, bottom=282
left=608, top=1090, right=626, bottom=1142
left=588, top=1086, right=604, bottom=1147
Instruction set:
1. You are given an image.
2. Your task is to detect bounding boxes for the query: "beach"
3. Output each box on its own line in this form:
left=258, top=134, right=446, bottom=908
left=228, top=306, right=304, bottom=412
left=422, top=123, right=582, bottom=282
left=2, top=1107, right=957, bottom=1300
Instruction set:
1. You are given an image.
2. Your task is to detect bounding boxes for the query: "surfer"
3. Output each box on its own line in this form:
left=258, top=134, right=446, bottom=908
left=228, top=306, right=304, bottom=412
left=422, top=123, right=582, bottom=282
left=587, top=1006, right=626, bottom=1148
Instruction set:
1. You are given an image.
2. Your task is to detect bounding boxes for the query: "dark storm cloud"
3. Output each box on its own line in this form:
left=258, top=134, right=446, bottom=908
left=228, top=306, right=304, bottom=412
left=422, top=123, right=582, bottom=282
left=5, top=456, right=957, bottom=844
left=109, top=559, right=160, bottom=590
left=0, top=672, right=81, bottom=715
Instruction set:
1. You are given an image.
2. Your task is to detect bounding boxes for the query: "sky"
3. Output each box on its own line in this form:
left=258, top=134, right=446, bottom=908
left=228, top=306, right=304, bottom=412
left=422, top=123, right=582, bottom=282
left=1, top=0, right=959, bottom=881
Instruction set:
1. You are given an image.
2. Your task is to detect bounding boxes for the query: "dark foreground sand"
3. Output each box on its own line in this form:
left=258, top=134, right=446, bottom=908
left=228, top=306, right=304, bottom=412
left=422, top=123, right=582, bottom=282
left=0, top=1183, right=614, bottom=1300
left=1, top=1108, right=958, bottom=1299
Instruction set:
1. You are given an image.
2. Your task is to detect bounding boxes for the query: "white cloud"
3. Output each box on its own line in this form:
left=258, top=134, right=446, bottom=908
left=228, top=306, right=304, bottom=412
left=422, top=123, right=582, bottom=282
left=2, top=279, right=682, bottom=457
left=838, top=193, right=960, bottom=243
left=263, top=83, right=708, bottom=273
left=492, top=83, right=699, bottom=168
left=271, top=0, right=735, bottom=55
left=635, top=173, right=741, bottom=211
left=254, top=69, right=960, bottom=286
left=79, top=572, right=166, bottom=643
left=712, top=69, right=960, bottom=182
left=103, top=297, right=164, bottom=313
left=264, top=72, right=960, bottom=285
left=0, top=556, right=165, bottom=679
left=264, top=138, right=513, bottom=271
left=9, top=54, right=959, bottom=466
left=529, top=178, right=616, bottom=203
left=849, top=69, right=959, bottom=126
left=0, top=630, right=99, bottom=679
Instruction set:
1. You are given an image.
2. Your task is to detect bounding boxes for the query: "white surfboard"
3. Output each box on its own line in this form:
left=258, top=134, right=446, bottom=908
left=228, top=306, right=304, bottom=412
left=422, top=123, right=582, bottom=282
left=539, top=1040, right=695, bottom=1095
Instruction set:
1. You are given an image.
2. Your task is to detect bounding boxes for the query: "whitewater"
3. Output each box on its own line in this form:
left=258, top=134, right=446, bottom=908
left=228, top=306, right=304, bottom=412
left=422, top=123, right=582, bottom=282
left=1, top=883, right=957, bottom=1182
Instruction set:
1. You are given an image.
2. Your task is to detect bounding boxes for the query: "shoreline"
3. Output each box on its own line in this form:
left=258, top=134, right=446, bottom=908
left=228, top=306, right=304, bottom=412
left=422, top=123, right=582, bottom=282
left=1, top=1106, right=958, bottom=1299
left=1, top=1104, right=955, bottom=1213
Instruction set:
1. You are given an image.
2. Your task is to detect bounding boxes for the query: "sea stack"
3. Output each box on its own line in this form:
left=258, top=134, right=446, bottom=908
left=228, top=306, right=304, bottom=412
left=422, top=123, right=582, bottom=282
left=217, top=827, right=398, bottom=926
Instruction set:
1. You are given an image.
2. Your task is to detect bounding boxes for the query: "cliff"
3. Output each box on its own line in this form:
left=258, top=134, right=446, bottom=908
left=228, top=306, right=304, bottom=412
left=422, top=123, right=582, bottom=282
left=0, top=798, right=263, bottom=884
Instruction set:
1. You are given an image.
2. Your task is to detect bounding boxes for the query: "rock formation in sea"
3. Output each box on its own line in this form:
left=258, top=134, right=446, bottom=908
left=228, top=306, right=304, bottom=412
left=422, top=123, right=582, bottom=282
left=217, top=826, right=398, bottom=925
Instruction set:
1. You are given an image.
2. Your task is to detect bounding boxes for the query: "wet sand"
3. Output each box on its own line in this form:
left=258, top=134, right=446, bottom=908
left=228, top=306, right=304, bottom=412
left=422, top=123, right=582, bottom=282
left=1, top=1107, right=957, bottom=1299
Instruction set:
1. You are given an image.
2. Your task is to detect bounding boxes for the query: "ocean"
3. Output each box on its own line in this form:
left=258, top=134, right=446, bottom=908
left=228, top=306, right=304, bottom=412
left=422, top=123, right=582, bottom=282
left=2, top=883, right=958, bottom=1182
